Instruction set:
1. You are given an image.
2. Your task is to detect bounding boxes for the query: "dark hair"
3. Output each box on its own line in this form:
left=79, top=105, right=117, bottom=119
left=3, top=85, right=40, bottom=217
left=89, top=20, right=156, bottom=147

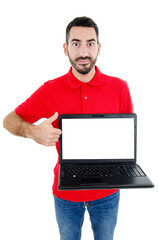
left=66, top=16, right=99, bottom=44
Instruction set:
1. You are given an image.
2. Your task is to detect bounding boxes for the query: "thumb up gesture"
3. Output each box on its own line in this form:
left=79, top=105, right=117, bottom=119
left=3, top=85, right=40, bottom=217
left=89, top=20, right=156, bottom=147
left=29, top=112, right=62, bottom=146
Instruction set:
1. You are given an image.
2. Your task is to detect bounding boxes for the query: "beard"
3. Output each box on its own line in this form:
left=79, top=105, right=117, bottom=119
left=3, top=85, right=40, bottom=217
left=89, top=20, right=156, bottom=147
left=67, top=53, right=97, bottom=75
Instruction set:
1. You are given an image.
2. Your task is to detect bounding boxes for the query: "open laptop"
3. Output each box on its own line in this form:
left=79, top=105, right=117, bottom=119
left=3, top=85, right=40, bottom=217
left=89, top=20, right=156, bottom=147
left=58, top=113, right=154, bottom=190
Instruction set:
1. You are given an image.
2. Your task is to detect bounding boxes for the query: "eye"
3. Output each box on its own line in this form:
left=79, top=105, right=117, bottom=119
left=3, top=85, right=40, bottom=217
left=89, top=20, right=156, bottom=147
left=88, top=42, right=94, bottom=47
left=73, top=42, right=79, bottom=47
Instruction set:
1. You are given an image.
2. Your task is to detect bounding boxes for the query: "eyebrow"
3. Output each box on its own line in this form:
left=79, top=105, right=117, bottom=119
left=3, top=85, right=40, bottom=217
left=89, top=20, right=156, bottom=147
left=87, top=39, right=96, bottom=42
left=71, top=38, right=96, bottom=43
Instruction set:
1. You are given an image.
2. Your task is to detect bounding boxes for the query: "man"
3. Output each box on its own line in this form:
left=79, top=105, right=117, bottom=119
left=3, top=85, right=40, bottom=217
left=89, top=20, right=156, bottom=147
left=3, top=17, right=133, bottom=240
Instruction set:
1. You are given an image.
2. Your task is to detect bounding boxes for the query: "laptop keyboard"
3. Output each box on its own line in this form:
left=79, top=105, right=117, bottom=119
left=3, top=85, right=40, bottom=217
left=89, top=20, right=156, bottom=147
left=61, top=164, right=146, bottom=178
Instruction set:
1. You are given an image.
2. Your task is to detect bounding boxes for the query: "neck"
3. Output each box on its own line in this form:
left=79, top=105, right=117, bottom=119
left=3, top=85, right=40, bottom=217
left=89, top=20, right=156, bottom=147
left=72, top=67, right=96, bottom=83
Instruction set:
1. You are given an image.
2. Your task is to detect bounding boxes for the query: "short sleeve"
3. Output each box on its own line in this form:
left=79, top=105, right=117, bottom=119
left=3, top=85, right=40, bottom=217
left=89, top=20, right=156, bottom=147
left=15, top=83, right=49, bottom=123
left=120, top=82, right=134, bottom=113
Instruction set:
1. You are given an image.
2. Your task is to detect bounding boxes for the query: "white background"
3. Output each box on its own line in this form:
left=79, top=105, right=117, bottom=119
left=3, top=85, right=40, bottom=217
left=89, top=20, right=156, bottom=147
left=0, top=0, right=158, bottom=239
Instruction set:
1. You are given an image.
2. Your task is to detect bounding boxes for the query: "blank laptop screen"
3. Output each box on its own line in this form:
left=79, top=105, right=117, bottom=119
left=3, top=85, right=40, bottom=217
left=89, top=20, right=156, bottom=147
left=62, top=118, right=135, bottom=160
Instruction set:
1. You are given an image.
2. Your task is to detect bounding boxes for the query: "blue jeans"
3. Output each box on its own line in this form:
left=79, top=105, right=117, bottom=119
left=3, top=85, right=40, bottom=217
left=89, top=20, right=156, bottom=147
left=53, top=190, right=120, bottom=240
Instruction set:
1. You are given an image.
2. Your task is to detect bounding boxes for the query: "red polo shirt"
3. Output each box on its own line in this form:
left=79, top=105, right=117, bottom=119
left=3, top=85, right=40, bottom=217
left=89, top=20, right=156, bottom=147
left=15, top=66, right=133, bottom=202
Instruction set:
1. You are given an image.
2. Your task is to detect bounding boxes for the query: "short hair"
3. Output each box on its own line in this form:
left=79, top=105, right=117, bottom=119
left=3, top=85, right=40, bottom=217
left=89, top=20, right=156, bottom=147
left=66, top=16, right=99, bottom=44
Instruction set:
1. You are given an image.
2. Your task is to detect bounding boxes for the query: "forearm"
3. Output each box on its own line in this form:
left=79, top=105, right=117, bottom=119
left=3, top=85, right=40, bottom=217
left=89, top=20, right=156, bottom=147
left=3, top=111, right=34, bottom=138
left=3, top=111, right=61, bottom=146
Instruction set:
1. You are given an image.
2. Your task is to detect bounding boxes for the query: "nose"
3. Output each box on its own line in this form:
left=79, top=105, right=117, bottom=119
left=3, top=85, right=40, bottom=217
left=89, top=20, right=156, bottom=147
left=80, top=46, right=88, bottom=57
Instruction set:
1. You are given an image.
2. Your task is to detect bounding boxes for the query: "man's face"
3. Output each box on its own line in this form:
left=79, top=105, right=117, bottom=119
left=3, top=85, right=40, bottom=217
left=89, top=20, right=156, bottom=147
left=63, top=27, right=101, bottom=75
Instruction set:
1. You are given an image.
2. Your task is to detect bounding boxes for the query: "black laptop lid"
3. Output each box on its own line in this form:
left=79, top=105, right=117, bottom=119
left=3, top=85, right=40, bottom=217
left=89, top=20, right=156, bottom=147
left=59, top=114, right=137, bottom=164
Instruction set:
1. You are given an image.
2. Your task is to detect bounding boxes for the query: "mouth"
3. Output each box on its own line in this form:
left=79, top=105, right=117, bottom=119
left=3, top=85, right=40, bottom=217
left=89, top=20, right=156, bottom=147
left=76, top=58, right=91, bottom=65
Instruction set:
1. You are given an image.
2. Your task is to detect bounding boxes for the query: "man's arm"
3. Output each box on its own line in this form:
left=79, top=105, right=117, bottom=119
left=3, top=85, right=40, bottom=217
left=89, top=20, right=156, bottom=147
left=3, top=111, right=62, bottom=146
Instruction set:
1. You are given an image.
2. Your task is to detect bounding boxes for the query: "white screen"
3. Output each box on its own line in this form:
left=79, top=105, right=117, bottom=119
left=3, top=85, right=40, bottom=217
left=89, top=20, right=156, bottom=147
left=62, top=118, right=134, bottom=160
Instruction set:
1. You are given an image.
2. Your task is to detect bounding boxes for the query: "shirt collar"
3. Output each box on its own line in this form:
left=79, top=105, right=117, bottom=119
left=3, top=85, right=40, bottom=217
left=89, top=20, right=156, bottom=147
left=65, top=66, right=104, bottom=89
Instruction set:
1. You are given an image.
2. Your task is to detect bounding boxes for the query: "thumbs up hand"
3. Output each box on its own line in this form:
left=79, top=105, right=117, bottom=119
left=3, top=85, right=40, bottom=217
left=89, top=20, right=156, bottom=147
left=28, top=112, right=62, bottom=146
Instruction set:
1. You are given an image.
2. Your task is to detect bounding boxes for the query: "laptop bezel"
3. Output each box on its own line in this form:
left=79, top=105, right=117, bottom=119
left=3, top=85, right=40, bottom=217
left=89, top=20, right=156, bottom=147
left=59, top=113, right=137, bottom=164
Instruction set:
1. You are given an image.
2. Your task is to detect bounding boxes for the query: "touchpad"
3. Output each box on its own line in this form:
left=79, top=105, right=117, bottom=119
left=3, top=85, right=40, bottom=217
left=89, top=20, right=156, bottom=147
left=82, top=177, right=104, bottom=184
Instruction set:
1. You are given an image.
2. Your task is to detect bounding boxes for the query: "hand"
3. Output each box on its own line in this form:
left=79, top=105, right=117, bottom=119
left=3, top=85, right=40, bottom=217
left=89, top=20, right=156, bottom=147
left=28, top=112, right=62, bottom=146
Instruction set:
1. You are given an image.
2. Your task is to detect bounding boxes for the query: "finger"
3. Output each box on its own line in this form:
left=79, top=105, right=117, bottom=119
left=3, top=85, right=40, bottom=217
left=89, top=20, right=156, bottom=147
left=48, top=134, right=60, bottom=141
left=47, top=112, right=58, bottom=124
left=52, top=127, right=62, bottom=135
left=46, top=138, right=58, bottom=146
left=44, top=142, right=56, bottom=147
left=43, top=137, right=57, bottom=146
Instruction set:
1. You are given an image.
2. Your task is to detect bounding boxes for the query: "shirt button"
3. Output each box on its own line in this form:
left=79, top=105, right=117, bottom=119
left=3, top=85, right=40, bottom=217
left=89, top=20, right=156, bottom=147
left=84, top=96, right=87, bottom=100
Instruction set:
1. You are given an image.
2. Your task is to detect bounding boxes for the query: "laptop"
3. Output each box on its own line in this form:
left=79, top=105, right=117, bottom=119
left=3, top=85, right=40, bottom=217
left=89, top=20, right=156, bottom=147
left=58, top=113, right=154, bottom=190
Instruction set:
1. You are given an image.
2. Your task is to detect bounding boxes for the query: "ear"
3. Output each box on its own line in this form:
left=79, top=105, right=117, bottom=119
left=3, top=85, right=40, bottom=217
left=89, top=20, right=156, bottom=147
left=97, top=43, right=101, bottom=56
left=63, top=43, right=68, bottom=56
